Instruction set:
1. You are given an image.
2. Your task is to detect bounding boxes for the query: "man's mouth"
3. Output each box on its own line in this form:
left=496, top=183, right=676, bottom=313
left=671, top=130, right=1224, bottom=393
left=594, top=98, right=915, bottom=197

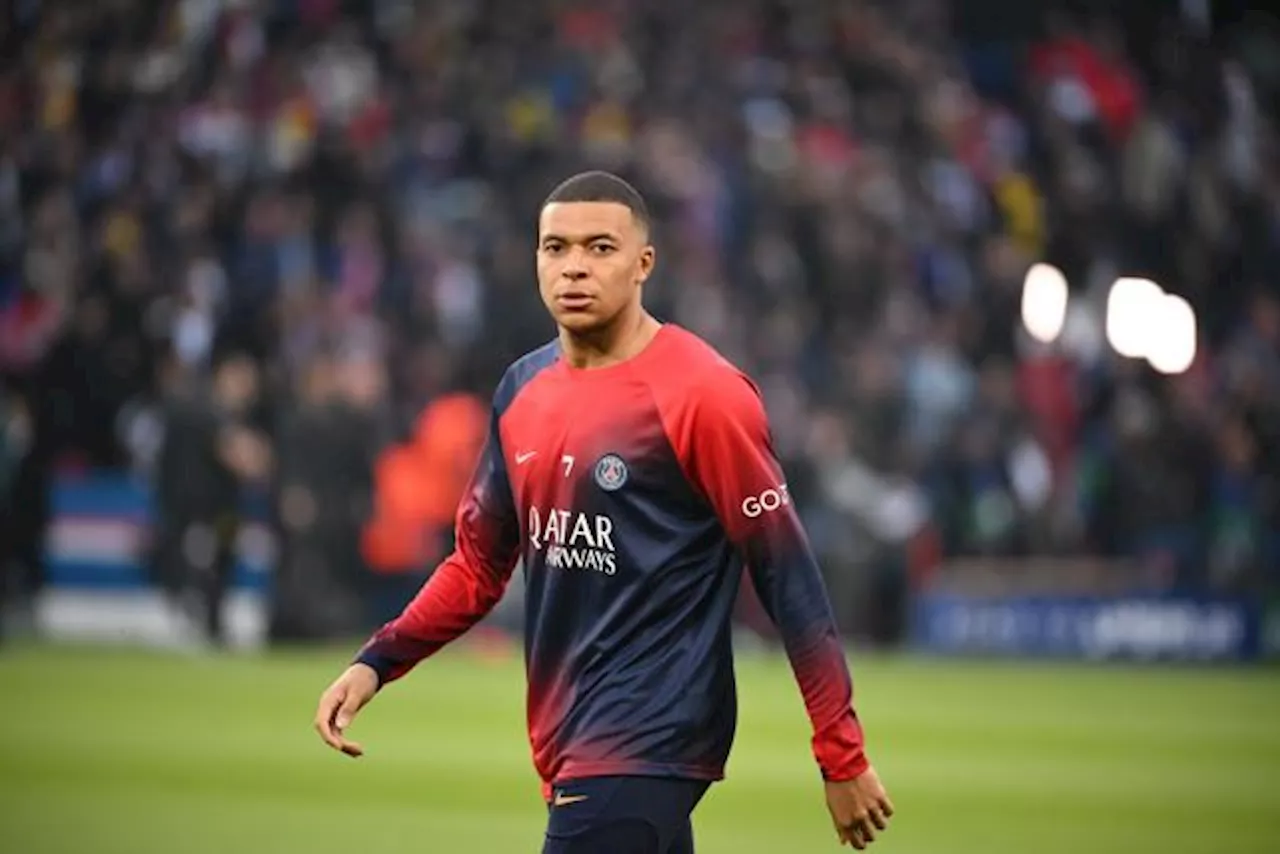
left=556, top=292, right=594, bottom=310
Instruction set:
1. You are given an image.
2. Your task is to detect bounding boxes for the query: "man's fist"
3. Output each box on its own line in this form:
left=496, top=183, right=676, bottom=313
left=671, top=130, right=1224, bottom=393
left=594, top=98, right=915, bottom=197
left=825, top=766, right=894, bottom=849
left=313, top=663, right=380, bottom=757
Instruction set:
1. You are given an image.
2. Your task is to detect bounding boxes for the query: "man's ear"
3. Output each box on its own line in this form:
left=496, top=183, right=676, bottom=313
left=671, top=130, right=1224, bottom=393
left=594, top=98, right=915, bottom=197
left=637, top=245, right=656, bottom=285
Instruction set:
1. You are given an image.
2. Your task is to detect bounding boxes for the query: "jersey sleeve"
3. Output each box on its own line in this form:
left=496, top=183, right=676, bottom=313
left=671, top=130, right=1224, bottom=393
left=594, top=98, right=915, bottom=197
left=353, top=403, right=521, bottom=686
left=668, top=372, right=869, bottom=781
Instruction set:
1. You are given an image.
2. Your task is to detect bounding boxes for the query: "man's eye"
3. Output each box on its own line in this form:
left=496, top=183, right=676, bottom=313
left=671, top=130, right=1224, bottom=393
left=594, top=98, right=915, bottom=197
left=591, top=244, right=615, bottom=254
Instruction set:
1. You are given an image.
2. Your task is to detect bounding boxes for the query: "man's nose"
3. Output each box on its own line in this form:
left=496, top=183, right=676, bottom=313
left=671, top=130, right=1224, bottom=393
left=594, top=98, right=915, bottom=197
left=562, top=249, right=589, bottom=280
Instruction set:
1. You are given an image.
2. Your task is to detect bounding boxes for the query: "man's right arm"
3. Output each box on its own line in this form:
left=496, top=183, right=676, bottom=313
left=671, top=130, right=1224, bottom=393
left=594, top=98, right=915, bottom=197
left=352, top=404, right=521, bottom=686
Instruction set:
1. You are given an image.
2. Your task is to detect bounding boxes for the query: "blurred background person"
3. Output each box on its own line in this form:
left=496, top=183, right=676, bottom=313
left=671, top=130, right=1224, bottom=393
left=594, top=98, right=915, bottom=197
left=151, top=350, right=271, bottom=647
left=271, top=348, right=388, bottom=642
left=361, top=388, right=488, bottom=628
left=0, top=385, right=33, bottom=641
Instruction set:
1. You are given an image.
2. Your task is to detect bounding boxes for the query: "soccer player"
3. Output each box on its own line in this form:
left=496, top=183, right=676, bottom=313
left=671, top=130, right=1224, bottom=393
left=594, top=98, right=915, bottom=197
left=314, top=171, right=894, bottom=851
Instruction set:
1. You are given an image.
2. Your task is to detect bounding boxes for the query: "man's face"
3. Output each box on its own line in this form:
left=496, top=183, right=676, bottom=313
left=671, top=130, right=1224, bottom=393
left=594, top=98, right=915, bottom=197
left=536, top=201, right=655, bottom=335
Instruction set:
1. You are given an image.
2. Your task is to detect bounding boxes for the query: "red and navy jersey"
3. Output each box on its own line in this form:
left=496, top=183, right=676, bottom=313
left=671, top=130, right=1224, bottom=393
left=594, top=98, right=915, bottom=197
left=356, top=325, right=868, bottom=791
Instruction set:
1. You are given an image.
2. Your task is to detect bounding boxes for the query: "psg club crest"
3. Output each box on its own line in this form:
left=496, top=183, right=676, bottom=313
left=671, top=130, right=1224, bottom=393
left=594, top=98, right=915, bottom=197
left=594, top=453, right=629, bottom=492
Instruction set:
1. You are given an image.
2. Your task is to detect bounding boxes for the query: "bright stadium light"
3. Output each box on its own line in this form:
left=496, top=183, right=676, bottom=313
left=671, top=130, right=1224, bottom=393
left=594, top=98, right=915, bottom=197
left=1105, top=277, right=1164, bottom=359
left=1021, top=263, right=1069, bottom=344
left=1147, top=293, right=1197, bottom=375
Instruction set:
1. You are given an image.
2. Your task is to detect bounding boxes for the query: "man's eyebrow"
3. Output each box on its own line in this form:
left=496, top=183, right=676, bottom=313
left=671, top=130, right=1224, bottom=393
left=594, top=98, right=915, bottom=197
left=540, top=232, right=622, bottom=244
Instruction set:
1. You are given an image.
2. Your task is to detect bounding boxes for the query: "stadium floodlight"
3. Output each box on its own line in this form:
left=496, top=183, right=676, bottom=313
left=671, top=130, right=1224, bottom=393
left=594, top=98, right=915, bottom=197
left=1146, top=293, right=1197, bottom=375
left=1021, top=262, right=1069, bottom=344
left=1105, top=277, right=1164, bottom=359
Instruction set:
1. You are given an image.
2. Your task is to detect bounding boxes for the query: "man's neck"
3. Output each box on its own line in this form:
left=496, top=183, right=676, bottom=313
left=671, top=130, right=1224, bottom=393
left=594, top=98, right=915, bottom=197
left=559, top=309, right=662, bottom=370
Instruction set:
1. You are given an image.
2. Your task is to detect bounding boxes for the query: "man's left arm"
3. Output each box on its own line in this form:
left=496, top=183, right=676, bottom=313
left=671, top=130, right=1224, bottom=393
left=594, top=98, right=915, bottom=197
left=677, top=373, right=866, bottom=778
left=672, top=373, right=894, bottom=847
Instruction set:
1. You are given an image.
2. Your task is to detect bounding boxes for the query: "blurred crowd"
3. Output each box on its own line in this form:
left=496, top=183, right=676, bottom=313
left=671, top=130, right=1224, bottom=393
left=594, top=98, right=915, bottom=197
left=2, top=0, right=1279, bottom=644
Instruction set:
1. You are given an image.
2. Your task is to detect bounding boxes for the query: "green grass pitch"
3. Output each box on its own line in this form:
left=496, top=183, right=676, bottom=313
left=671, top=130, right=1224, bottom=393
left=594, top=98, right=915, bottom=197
left=1, top=643, right=1277, bottom=853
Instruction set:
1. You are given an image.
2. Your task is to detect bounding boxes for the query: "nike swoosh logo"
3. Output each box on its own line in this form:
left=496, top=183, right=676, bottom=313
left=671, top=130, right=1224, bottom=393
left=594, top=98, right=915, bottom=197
left=553, top=793, right=589, bottom=807
left=516, top=451, right=538, bottom=465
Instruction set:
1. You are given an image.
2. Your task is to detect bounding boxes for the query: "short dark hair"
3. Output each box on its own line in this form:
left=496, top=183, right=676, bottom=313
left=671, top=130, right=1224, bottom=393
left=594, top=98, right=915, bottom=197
left=542, top=170, right=650, bottom=232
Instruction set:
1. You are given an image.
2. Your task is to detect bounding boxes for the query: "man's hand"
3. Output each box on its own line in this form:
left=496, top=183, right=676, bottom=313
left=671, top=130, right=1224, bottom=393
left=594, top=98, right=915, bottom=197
left=313, top=663, right=380, bottom=757
left=825, top=766, right=894, bottom=849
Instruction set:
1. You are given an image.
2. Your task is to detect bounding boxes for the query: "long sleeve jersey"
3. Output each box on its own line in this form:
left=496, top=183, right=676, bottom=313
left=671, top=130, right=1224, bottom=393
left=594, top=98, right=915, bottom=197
left=356, top=324, right=868, bottom=790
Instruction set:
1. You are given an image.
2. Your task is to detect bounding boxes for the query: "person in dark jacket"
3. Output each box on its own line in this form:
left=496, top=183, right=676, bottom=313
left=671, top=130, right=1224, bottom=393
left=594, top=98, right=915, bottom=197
left=152, top=351, right=271, bottom=646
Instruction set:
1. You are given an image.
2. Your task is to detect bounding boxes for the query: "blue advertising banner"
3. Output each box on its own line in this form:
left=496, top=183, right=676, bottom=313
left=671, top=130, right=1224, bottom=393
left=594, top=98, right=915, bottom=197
left=44, top=473, right=273, bottom=592
left=912, top=593, right=1262, bottom=662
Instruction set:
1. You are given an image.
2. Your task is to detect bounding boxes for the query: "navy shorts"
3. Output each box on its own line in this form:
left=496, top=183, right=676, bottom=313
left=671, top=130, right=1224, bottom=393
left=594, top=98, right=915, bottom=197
left=542, top=776, right=711, bottom=854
